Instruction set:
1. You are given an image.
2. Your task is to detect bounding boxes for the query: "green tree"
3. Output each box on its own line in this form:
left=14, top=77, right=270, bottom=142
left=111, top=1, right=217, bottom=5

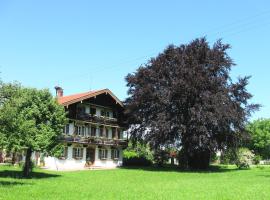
left=247, top=119, right=270, bottom=159
left=0, top=83, right=67, bottom=177
left=0, top=82, right=23, bottom=162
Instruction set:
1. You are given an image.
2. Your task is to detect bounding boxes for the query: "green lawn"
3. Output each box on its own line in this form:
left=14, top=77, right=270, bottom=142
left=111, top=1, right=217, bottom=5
left=0, top=165, right=270, bottom=200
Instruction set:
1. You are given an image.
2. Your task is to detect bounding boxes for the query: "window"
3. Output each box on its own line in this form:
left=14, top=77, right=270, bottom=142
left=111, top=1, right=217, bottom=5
left=112, top=128, right=117, bottom=139
left=90, top=107, right=96, bottom=116
left=98, top=126, right=104, bottom=137
left=111, top=149, right=120, bottom=160
left=106, top=128, right=109, bottom=138
left=60, top=147, right=68, bottom=159
left=99, top=149, right=108, bottom=160
left=106, top=111, right=110, bottom=118
left=77, top=106, right=86, bottom=115
left=73, top=148, right=83, bottom=159
left=118, top=129, right=122, bottom=139
left=91, top=126, right=96, bottom=137
left=75, top=125, right=87, bottom=137
left=101, top=110, right=105, bottom=117
left=113, top=111, right=117, bottom=118
left=63, top=124, right=70, bottom=134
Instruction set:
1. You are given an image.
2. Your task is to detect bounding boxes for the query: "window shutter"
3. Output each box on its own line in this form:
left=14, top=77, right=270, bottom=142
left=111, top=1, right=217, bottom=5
left=106, top=128, right=109, bottom=138
left=65, top=147, right=68, bottom=158
left=75, top=126, right=78, bottom=135
left=88, top=126, right=91, bottom=136
left=66, top=124, right=70, bottom=134
left=80, top=148, right=83, bottom=158
left=82, top=127, right=85, bottom=136
left=115, top=128, right=118, bottom=139
left=105, top=150, right=108, bottom=159
left=99, top=149, right=102, bottom=159
left=111, top=149, right=114, bottom=159
left=72, top=148, right=75, bottom=158
left=118, top=130, right=121, bottom=139
left=112, top=128, right=115, bottom=138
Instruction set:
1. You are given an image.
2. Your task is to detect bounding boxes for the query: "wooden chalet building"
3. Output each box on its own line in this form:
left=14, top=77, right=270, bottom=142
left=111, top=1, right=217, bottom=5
left=44, top=87, right=127, bottom=170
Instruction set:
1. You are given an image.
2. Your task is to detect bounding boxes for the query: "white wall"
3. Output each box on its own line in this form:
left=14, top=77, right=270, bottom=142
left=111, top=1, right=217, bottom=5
left=94, top=146, right=123, bottom=168
left=44, top=146, right=86, bottom=171
left=44, top=145, right=123, bottom=171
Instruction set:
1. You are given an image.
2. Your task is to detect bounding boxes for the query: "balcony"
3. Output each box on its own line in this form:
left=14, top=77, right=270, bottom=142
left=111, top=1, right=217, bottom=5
left=76, top=113, right=119, bottom=126
left=60, top=135, right=128, bottom=147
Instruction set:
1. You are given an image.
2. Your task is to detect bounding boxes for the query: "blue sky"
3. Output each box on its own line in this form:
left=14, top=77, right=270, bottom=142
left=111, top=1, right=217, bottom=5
left=0, top=0, right=269, bottom=120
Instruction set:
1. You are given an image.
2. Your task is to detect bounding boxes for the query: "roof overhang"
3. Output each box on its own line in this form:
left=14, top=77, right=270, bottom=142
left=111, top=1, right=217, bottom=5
left=58, top=89, right=124, bottom=107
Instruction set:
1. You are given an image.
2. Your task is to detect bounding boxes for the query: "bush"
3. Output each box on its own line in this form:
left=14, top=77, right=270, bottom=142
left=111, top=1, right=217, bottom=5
left=123, top=150, right=152, bottom=166
left=210, top=153, right=219, bottom=164
left=123, top=150, right=138, bottom=159
left=123, top=142, right=153, bottom=166
left=235, top=148, right=255, bottom=169
left=153, top=149, right=170, bottom=166
left=253, top=155, right=262, bottom=165
left=220, top=148, right=237, bottom=165
left=123, top=157, right=152, bottom=166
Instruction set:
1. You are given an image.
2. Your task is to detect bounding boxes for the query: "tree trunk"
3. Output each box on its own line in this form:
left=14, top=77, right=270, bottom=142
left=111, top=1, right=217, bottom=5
left=171, top=157, right=175, bottom=165
left=187, top=149, right=210, bottom=170
left=23, top=148, right=32, bottom=178
left=11, top=152, right=16, bottom=165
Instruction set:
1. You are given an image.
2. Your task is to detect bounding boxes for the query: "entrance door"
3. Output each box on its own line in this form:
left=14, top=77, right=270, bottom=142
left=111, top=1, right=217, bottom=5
left=86, top=148, right=95, bottom=165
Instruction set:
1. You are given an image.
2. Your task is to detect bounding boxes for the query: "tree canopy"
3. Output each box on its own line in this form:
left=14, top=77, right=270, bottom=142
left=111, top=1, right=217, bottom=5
left=0, top=82, right=67, bottom=177
left=247, top=119, right=270, bottom=159
left=125, top=38, right=259, bottom=169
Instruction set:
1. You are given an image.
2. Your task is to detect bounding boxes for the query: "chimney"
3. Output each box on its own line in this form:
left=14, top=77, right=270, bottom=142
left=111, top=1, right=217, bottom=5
left=55, top=86, right=64, bottom=97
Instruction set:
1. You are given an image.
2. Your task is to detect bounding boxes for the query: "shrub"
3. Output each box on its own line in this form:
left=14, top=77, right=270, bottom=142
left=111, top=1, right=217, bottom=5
left=123, top=142, right=153, bottom=166
left=235, top=148, right=255, bottom=169
left=210, top=153, right=219, bottom=164
left=123, top=149, right=152, bottom=166
left=123, top=150, right=139, bottom=159
left=253, top=155, right=262, bottom=165
left=220, top=148, right=237, bottom=165
left=153, top=149, right=170, bottom=166
left=123, top=157, right=152, bottom=166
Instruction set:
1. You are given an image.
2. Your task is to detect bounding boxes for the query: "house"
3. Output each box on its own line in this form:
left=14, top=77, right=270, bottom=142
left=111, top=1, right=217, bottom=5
left=44, top=87, right=128, bottom=170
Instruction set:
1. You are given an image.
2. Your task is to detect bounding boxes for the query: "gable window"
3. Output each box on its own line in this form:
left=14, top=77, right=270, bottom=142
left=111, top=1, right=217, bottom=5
left=73, top=147, right=83, bottom=159
left=113, top=111, right=117, bottom=118
left=77, top=105, right=86, bottom=115
left=101, top=110, right=106, bottom=117
left=90, top=107, right=96, bottom=116
left=111, top=149, right=120, bottom=160
left=99, top=149, right=108, bottom=160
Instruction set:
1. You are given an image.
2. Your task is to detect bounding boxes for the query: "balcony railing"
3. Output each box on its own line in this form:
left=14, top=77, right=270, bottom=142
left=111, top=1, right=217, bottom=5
left=76, top=113, right=119, bottom=126
left=60, top=135, right=128, bottom=147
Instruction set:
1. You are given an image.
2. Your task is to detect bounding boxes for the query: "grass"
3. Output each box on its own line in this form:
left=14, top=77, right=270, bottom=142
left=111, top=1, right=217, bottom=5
left=1, top=165, right=270, bottom=200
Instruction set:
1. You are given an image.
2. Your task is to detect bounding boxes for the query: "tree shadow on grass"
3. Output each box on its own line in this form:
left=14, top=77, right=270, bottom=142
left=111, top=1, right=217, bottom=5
left=0, top=170, right=61, bottom=179
left=0, top=180, right=31, bottom=187
left=120, top=165, right=239, bottom=173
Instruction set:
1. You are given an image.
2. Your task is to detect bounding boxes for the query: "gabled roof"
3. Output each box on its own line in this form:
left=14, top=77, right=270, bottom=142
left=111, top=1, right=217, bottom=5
left=57, top=89, right=123, bottom=107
